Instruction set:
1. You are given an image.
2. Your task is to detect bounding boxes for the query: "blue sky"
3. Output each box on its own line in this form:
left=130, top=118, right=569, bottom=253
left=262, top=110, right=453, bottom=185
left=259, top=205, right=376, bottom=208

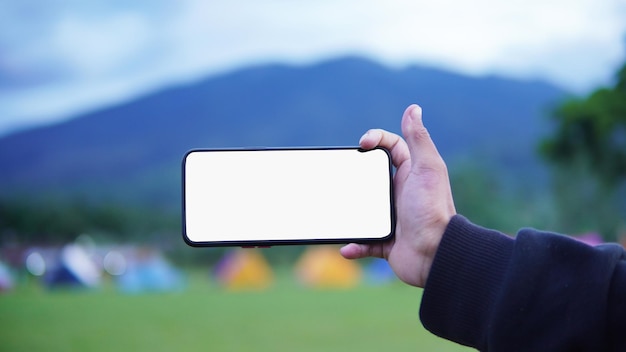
left=1, top=0, right=625, bottom=136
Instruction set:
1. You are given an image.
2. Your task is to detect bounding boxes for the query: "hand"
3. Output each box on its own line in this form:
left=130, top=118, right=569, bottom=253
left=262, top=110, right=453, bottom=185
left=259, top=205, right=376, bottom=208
left=340, top=104, right=456, bottom=288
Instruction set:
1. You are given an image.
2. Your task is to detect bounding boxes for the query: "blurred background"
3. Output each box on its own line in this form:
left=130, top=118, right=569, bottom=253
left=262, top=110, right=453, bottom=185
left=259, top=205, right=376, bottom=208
left=1, top=0, right=626, bottom=351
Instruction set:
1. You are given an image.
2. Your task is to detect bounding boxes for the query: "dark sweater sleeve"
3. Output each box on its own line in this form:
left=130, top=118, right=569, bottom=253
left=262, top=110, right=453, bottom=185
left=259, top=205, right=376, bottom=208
left=419, top=215, right=626, bottom=351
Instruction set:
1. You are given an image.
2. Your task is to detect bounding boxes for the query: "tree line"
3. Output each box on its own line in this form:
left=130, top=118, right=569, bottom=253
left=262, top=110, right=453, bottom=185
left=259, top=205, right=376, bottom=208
left=0, top=197, right=179, bottom=245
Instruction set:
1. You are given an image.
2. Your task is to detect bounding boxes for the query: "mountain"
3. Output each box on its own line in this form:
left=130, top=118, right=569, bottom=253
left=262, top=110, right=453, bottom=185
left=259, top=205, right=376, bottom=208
left=0, top=57, right=567, bottom=209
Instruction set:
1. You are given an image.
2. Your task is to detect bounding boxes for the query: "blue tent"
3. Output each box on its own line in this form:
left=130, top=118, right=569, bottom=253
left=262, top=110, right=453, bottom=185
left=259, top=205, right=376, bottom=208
left=364, top=258, right=397, bottom=285
left=116, top=251, right=184, bottom=294
left=44, top=244, right=101, bottom=289
left=0, top=261, right=14, bottom=292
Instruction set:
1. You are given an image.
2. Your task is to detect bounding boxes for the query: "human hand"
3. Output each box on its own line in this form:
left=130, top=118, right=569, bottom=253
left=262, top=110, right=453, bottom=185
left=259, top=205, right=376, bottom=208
left=340, top=104, right=456, bottom=288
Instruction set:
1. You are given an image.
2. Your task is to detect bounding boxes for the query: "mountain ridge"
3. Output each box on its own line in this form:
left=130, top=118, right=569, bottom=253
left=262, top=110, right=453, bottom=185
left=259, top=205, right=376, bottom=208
left=0, top=56, right=567, bottom=208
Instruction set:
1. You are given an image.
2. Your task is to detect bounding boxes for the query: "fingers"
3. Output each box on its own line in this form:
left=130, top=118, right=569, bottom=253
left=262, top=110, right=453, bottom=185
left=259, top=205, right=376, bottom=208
left=339, top=243, right=385, bottom=260
left=339, top=243, right=365, bottom=259
left=359, top=128, right=410, bottom=170
left=358, top=104, right=441, bottom=171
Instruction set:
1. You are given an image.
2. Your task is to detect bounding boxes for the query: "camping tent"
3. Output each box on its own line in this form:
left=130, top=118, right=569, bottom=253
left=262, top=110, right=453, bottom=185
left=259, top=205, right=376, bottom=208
left=0, top=261, right=14, bottom=292
left=295, top=246, right=361, bottom=289
left=364, top=258, right=397, bottom=285
left=213, top=249, right=273, bottom=290
left=116, top=248, right=185, bottom=294
left=44, top=244, right=101, bottom=289
left=573, top=232, right=603, bottom=246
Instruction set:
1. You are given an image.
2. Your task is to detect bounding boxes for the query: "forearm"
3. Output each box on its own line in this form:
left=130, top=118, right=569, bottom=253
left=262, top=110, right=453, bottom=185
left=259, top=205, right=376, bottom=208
left=419, top=215, right=514, bottom=348
left=420, top=215, right=626, bottom=351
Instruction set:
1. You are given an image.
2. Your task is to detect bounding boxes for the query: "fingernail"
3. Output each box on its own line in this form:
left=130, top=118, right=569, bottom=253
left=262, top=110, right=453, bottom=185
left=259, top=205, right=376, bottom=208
left=410, top=105, right=423, bottom=121
left=359, top=131, right=370, bottom=144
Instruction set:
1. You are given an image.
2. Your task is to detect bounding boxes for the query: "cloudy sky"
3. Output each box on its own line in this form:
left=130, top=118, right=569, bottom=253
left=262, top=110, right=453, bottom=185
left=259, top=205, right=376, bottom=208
left=1, top=0, right=625, bottom=136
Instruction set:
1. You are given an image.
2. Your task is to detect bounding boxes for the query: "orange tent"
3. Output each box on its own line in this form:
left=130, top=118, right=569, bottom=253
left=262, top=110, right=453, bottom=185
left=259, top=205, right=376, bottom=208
left=294, top=246, right=361, bottom=289
left=214, top=249, right=273, bottom=290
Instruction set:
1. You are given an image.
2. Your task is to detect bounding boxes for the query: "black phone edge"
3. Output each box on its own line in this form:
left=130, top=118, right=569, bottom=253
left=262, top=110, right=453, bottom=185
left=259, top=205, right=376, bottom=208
left=180, top=146, right=396, bottom=248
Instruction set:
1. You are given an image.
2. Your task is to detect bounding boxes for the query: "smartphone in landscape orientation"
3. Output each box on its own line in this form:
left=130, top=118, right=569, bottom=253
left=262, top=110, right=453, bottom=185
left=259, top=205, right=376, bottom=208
left=182, top=147, right=395, bottom=247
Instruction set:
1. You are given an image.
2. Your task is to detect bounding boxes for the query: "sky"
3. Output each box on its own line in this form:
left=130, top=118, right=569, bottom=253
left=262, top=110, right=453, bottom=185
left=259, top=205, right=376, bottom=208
left=1, top=0, right=625, bottom=136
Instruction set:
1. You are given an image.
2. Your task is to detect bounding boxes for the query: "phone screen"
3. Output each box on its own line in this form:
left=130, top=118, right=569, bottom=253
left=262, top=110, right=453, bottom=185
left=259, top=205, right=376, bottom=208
left=182, top=147, right=394, bottom=246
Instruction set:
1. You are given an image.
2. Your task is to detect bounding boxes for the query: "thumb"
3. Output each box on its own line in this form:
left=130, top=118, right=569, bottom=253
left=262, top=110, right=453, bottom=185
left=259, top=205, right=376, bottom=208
left=401, top=104, right=444, bottom=170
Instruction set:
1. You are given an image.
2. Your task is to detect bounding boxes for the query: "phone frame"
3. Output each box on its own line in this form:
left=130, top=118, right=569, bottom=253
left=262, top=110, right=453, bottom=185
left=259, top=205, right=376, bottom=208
left=181, top=146, right=395, bottom=247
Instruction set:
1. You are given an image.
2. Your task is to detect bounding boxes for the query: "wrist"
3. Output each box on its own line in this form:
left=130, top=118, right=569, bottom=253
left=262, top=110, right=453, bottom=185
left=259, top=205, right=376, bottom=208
left=417, top=214, right=453, bottom=287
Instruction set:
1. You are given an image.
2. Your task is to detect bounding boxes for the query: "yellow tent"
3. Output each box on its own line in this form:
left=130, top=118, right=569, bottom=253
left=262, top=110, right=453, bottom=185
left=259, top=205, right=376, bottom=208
left=294, top=246, right=361, bottom=289
left=214, top=249, right=273, bottom=290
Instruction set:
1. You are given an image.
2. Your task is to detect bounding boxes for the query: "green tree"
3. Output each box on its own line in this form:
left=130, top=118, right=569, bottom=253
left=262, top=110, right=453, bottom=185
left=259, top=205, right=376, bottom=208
left=540, top=63, right=626, bottom=239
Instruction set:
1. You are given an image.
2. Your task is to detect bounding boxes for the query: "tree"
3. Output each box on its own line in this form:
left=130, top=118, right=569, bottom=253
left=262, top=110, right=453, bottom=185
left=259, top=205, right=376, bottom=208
left=540, top=63, right=626, bottom=239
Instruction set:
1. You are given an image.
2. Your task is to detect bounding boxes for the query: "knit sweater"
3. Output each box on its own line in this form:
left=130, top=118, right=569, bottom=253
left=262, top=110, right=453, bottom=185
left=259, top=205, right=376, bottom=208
left=420, top=215, right=626, bottom=351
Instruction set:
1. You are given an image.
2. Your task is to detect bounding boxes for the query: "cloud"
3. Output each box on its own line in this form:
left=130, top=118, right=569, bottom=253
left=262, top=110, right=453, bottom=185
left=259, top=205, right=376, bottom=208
left=0, top=0, right=625, bottom=135
left=164, top=0, right=626, bottom=81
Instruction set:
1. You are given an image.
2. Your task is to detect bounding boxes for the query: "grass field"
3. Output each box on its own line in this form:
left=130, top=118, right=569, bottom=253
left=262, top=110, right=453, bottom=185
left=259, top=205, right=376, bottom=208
left=0, top=270, right=472, bottom=351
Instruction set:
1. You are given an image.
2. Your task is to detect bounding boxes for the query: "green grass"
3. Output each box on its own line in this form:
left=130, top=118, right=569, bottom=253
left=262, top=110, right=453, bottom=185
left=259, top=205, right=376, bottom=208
left=0, top=271, right=472, bottom=351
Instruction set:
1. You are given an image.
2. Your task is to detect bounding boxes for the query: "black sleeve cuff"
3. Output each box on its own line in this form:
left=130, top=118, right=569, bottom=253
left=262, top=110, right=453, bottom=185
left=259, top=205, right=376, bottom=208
left=419, top=214, right=514, bottom=349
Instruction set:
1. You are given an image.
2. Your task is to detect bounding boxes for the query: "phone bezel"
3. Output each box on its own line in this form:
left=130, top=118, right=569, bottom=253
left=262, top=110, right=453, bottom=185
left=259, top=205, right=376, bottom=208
left=181, top=146, right=395, bottom=247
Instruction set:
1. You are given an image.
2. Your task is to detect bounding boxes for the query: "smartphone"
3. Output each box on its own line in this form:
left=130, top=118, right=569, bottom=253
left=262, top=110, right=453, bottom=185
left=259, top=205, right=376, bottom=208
left=182, top=147, right=395, bottom=247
